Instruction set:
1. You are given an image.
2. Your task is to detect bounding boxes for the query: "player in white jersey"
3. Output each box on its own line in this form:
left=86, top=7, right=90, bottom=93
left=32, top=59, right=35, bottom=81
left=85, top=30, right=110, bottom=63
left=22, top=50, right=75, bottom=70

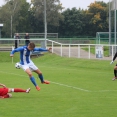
left=10, top=42, right=51, bottom=91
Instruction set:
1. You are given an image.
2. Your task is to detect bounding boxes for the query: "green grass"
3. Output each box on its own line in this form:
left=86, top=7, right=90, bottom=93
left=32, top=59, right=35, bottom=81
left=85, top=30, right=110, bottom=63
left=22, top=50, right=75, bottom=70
left=0, top=52, right=116, bottom=117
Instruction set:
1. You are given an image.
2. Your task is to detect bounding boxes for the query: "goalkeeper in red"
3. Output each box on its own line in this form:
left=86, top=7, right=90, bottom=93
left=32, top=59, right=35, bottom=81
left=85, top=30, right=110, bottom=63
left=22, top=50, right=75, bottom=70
left=10, top=42, right=51, bottom=91
left=0, top=83, right=30, bottom=99
left=110, top=52, right=117, bottom=80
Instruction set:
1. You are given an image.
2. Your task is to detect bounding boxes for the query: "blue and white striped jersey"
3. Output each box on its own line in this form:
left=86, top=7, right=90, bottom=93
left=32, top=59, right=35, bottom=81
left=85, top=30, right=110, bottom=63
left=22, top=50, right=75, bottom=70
left=10, top=46, right=48, bottom=65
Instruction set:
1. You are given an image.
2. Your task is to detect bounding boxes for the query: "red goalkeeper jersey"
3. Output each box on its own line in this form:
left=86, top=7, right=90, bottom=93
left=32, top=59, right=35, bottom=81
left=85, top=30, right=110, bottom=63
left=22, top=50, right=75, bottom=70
left=0, top=88, right=8, bottom=96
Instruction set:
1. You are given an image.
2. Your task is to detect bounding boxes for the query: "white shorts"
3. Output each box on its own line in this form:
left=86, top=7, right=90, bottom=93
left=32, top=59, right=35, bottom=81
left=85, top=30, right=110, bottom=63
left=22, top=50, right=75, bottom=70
left=20, top=62, right=38, bottom=71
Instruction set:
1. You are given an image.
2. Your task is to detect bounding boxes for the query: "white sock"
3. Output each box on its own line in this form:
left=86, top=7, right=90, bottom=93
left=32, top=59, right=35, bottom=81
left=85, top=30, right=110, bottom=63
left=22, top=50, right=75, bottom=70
left=11, top=88, right=14, bottom=92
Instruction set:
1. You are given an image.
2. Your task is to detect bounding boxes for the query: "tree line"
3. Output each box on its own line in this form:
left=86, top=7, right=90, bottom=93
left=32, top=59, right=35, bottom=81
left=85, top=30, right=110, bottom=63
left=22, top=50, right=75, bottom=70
left=0, top=0, right=109, bottom=38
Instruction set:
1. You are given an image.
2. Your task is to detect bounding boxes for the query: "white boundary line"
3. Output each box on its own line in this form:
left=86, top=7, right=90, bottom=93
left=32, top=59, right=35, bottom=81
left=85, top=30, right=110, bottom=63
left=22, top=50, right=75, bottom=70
left=0, top=71, right=91, bottom=92
left=0, top=70, right=117, bottom=92
left=50, top=81, right=91, bottom=92
left=94, top=90, right=117, bottom=92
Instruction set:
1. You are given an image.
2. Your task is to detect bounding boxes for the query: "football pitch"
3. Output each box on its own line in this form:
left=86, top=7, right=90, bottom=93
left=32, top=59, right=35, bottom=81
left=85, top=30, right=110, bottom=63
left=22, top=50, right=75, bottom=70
left=0, top=52, right=117, bottom=117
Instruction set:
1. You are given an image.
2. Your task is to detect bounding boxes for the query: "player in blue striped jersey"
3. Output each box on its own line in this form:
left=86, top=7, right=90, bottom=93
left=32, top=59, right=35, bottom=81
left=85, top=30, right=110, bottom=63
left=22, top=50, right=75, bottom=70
left=10, top=42, right=51, bottom=91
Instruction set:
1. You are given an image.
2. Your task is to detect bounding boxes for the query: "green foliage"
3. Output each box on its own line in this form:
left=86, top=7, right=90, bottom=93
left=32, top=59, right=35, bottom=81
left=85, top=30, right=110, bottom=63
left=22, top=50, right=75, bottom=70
left=0, top=0, right=109, bottom=38
left=1, top=1, right=20, bottom=36
left=15, top=1, right=32, bottom=33
left=29, top=0, right=64, bottom=33
left=85, top=1, right=109, bottom=36
left=59, top=1, right=109, bottom=37
left=59, top=8, right=84, bottom=37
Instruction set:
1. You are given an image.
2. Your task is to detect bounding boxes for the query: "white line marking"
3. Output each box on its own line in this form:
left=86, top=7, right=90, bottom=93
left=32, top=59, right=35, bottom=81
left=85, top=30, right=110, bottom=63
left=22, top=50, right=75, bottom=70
left=0, top=70, right=116, bottom=92
left=94, top=90, right=117, bottom=92
left=50, top=81, right=91, bottom=92
left=0, top=71, right=91, bottom=92
left=0, top=71, right=27, bottom=77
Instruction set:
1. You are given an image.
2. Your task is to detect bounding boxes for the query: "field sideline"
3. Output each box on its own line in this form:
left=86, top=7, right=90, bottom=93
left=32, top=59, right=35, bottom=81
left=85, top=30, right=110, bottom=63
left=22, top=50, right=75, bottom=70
left=0, top=52, right=117, bottom=117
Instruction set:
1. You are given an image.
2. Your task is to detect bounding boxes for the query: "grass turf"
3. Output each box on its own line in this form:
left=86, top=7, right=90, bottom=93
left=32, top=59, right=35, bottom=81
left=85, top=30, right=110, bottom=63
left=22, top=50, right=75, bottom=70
left=0, top=52, right=116, bottom=117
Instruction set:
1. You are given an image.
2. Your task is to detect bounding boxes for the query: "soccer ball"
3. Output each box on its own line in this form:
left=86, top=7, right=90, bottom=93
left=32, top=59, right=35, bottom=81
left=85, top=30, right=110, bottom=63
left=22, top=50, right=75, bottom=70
left=15, top=62, right=21, bottom=69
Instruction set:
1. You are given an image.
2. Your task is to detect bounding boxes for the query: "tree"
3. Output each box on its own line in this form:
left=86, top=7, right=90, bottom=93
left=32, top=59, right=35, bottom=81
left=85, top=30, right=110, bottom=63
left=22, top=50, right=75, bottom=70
left=85, top=1, right=109, bottom=36
left=58, top=8, right=85, bottom=37
left=0, top=4, right=11, bottom=37
left=15, top=0, right=32, bottom=33
left=0, top=0, right=29, bottom=37
left=30, top=0, right=64, bottom=33
left=0, top=0, right=109, bottom=38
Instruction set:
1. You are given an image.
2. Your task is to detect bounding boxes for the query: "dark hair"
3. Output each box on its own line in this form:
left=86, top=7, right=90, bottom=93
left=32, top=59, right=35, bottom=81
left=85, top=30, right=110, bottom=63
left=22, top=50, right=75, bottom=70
left=28, top=42, right=35, bottom=48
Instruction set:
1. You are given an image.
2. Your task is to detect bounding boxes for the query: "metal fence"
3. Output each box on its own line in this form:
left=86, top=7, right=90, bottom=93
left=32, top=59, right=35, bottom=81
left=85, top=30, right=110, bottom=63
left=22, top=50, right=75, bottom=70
left=0, top=38, right=115, bottom=60
left=46, top=39, right=114, bottom=60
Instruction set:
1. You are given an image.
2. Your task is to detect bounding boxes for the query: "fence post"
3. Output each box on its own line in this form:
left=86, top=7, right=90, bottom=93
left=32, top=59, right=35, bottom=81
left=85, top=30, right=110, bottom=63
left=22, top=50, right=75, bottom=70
left=89, top=45, right=90, bottom=59
left=78, top=45, right=80, bottom=58
left=112, top=45, right=113, bottom=60
left=61, top=44, right=62, bottom=57
left=69, top=44, right=70, bottom=58
left=52, top=41, right=53, bottom=53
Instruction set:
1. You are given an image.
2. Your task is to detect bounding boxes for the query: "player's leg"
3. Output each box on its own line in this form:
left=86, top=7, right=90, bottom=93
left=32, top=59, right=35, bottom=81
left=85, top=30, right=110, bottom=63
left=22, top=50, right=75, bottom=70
left=34, top=69, right=50, bottom=84
left=25, top=68, right=40, bottom=90
left=0, top=88, right=30, bottom=99
left=28, top=62, right=50, bottom=84
left=112, top=64, right=117, bottom=80
left=1, top=93, right=12, bottom=99
left=8, top=88, right=30, bottom=93
left=21, top=64, right=40, bottom=91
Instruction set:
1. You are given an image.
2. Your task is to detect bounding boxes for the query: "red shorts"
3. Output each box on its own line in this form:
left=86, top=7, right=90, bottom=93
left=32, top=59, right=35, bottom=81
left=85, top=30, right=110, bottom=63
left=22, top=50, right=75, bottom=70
left=0, top=88, right=8, bottom=96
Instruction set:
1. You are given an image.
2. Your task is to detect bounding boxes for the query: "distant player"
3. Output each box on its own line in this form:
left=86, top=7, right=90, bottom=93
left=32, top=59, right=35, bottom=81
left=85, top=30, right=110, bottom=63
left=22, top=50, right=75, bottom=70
left=10, top=42, right=51, bottom=91
left=110, top=52, right=117, bottom=80
left=0, top=83, right=30, bottom=99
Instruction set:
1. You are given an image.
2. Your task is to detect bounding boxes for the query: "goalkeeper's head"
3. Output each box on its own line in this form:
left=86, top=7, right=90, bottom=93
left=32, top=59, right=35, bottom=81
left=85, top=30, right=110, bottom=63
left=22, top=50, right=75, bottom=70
left=28, top=42, right=35, bottom=50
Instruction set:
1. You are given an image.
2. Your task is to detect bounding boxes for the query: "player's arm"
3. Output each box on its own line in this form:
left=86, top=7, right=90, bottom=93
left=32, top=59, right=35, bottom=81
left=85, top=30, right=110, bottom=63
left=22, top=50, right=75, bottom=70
left=0, top=83, right=6, bottom=88
left=110, top=52, right=117, bottom=64
left=33, top=47, right=52, bottom=52
left=10, top=47, right=24, bottom=57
